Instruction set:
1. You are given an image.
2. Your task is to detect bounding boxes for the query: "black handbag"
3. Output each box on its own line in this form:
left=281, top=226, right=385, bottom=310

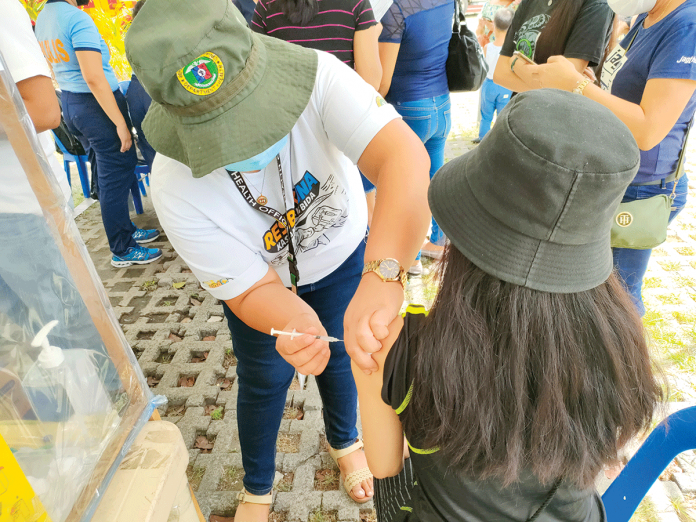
left=446, top=0, right=488, bottom=92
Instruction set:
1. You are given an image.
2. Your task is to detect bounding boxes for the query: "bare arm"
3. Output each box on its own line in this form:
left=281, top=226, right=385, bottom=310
left=378, top=42, right=400, bottom=97
left=75, top=50, right=132, bottom=152
left=494, top=55, right=588, bottom=92
left=354, top=24, right=383, bottom=90
left=352, top=315, right=405, bottom=477
left=344, top=118, right=431, bottom=372
left=528, top=55, right=696, bottom=150
left=16, top=75, right=61, bottom=132
left=225, top=266, right=331, bottom=375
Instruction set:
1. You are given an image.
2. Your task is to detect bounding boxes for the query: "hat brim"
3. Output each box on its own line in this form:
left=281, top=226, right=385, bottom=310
left=429, top=153, right=613, bottom=293
left=142, top=33, right=317, bottom=178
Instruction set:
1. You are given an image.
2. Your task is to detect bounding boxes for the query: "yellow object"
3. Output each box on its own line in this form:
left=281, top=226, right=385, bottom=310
left=0, top=435, right=52, bottom=522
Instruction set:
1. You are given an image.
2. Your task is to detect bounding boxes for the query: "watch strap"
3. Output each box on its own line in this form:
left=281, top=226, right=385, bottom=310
left=362, top=259, right=407, bottom=289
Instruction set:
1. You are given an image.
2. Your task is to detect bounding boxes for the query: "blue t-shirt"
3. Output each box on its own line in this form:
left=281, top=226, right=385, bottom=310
left=35, top=0, right=119, bottom=94
left=379, top=0, right=454, bottom=103
left=609, top=0, right=696, bottom=183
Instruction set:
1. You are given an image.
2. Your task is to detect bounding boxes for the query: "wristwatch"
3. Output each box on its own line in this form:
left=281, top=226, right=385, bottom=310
left=362, top=259, right=407, bottom=289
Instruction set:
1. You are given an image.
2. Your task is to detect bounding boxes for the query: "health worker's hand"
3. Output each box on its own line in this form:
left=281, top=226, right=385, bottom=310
left=275, top=313, right=331, bottom=376
left=344, top=274, right=404, bottom=374
left=117, top=123, right=133, bottom=153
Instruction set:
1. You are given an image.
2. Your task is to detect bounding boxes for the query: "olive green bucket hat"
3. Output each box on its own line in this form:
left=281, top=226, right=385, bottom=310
left=125, top=0, right=318, bottom=178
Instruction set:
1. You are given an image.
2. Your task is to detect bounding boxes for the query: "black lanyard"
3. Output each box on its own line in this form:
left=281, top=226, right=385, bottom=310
left=226, top=156, right=300, bottom=294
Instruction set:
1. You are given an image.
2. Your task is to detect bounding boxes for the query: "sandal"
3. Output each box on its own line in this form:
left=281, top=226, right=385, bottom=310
left=328, top=440, right=373, bottom=504
left=236, top=489, right=272, bottom=521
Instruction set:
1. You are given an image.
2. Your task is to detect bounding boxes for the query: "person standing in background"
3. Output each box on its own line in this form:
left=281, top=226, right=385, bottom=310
left=35, top=0, right=162, bottom=268
left=378, top=0, right=454, bottom=275
left=252, top=0, right=383, bottom=226
left=476, top=0, right=515, bottom=48
left=493, top=0, right=614, bottom=92
left=475, top=8, right=513, bottom=143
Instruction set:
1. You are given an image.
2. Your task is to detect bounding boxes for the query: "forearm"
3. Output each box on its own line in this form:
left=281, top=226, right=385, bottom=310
left=86, top=78, right=128, bottom=129
left=226, top=275, right=318, bottom=335
left=356, top=62, right=382, bottom=91
left=351, top=361, right=404, bottom=478
left=494, top=56, right=534, bottom=92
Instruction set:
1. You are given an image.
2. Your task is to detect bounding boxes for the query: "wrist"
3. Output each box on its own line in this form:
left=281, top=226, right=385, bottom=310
left=572, top=77, right=592, bottom=96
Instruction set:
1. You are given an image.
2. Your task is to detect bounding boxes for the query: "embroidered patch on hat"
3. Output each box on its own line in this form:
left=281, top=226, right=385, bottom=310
left=177, top=52, right=225, bottom=96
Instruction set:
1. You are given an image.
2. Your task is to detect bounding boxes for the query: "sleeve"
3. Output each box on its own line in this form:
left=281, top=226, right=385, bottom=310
left=315, top=53, right=401, bottom=164
left=500, top=0, right=527, bottom=57
left=151, top=161, right=270, bottom=301
left=0, top=0, right=51, bottom=83
left=563, top=0, right=614, bottom=66
left=251, top=0, right=267, bottom=33
left=378, top=1, right=405, bottom=43
left=647, top=21, right=696, bottom=82
left=355, top=0, right=378, bottom=30
left=69, top=11, right=102, bottom=53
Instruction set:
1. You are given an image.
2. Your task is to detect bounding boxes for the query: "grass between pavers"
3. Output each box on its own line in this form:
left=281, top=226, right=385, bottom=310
left=671, top=495, right=696, bottom=522
left=314, top=468, right=340, bottom=491
left=186, top=465, right=204, bottom=492
left=277, top=433, right=301, bottom=453
left=274, top=472, right=294, bottom=493
left=309, top=510, right=338, bottom=522
left=218, top=467, right=245, bottom=491
left=630, top=497, right=660, bottom=522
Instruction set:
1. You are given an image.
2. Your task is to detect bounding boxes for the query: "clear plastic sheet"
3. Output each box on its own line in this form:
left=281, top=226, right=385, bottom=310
left=0, top=51, right=166, bottom=522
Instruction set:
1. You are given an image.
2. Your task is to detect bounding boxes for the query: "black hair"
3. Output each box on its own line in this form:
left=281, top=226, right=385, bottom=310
left=400, top=245, right=663, bottom=489
left=132, top=0, right=146, bottom=18
left=533, top=0, right=585, bottom=65
left=276, top=0, right=318, bottom=26
left=493, top=8, right=514, bottom=32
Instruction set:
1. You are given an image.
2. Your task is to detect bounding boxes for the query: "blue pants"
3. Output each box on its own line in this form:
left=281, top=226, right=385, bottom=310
left=392, top=93, right=452, bottom=254
left=62, top=89, right=138, bottom=257
left=479, top=78, right=511, bottom=140
left=613, top=176, right=689, bottom=316
left=126, top=75, right=157, bottom=171
left=222, top=241, right=365, bottom=495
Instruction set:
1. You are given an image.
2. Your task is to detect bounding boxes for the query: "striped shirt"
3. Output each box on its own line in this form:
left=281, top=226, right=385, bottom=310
left=252, top=0, right=377, bottom=68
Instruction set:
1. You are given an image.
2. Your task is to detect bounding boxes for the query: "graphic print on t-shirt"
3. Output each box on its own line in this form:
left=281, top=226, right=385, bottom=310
left=263, top=170, right=347, bottom=265
left=514, top=14, right=550, bottom=59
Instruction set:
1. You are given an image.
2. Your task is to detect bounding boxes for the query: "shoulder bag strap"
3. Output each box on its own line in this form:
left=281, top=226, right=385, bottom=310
left=453, top=0, right=461, bottom=33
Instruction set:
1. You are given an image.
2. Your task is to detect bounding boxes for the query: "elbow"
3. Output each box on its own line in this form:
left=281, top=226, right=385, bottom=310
left=37, top=107, right=61, bottom=133
left=635, top=133, right=663, bottom=152
left=371, top=464, right=405, bottom=480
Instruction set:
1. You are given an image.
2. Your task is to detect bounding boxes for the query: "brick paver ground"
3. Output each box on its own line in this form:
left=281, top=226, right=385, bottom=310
left=71, top=91, right=696, bottom=521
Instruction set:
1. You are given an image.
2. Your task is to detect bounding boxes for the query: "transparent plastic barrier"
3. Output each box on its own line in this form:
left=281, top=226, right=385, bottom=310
left=0, top=50, right=165, bottom=522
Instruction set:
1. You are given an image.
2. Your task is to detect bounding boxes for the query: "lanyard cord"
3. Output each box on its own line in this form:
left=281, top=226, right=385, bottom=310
left=226, top=155, right=300, bottom=294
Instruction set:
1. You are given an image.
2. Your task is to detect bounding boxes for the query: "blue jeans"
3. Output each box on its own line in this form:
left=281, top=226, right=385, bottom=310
left=222, top=241, right=365, bottom=495
left=392, top=94, right=452, bottom=256
left=479, top=78, right=511, bottom=139
left=613, top=176, right=689, bottom=316
left=63, top=89, right=138, bottom=257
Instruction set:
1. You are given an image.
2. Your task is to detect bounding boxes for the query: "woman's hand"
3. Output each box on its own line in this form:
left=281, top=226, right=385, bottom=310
left=526, top=55, right=587, bottom=91
left=117, top=123, right=133, bottom=153
left=275, top=313, right=331, bottom=375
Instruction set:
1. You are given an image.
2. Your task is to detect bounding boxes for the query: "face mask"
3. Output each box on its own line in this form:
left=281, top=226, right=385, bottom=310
left=607, top=0, right=656, bottom=17
left=224, top=135, right=289, bottom=172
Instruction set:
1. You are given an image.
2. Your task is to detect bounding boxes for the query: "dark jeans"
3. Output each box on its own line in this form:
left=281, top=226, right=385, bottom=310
left=63, top=89, right=137, bottom=256
left=392, top=93, right=452, bottom=253
left=126, top=75, right=156, bottom=171
left=222, top=241, right=365, bottom=495
left=612, top=176, right=689, bottom=315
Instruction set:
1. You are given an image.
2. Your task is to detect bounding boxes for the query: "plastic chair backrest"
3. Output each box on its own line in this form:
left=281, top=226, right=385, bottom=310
left=602, top=405, right=696, bottom=522
left=119, top=80, right=131, bottom=96
left=52, top=131, right=71, bottom=156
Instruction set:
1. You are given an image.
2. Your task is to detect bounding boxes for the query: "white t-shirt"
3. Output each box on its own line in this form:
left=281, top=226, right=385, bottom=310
left=485, top=43, right=503, bottom=80
left=0, top=0, right=72, bottom=215
left=152, top=51, right=400, bottom=300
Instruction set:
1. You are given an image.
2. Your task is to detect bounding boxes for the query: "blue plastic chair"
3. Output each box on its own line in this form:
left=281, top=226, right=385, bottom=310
left=120, top=79, right=150, bottom=197
left=52, top=131, right=90, bottom=199
left=602, top=405, right=696, bottom=521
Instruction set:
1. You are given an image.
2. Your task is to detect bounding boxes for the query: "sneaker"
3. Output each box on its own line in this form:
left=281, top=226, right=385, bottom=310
left=472, top=138, right=482, bottom=144
left=408, top=260, right=423, bottom=276
left=132, top=226, right=160, bottom=244
left=112, top=246, right=163, bottom=267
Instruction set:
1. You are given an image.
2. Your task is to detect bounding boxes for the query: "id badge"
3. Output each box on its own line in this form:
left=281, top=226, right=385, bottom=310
left=601, top=43, right=628, bottom=92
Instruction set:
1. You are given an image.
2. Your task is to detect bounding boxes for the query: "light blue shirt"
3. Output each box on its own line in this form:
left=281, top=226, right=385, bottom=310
left=35, top=0, right=119, bottom=93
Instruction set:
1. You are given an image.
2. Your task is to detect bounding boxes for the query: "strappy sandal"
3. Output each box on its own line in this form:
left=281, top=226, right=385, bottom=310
left=236, top=489, right=272, bottom=520
left=328, top=439, right=373, bottom=504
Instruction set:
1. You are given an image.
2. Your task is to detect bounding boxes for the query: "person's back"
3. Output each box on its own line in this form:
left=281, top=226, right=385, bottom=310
left=379, top=0, right=453, bottom=103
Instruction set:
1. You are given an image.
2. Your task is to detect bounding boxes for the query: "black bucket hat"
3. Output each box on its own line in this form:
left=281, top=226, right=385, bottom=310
left=429, top=89, right=640, bottom=293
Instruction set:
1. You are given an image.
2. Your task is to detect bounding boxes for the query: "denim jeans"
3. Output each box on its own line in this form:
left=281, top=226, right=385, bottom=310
left=63, top=89, right=138, bottom=257
left=222, top=241, right=365, bottom=495
left=392, top=93, right=452, bottom=256
left=613, top=176, right=689, bottom=316
left=126, top=75, right=157, bottom=171
left=479, top=78, right=511, bottom=140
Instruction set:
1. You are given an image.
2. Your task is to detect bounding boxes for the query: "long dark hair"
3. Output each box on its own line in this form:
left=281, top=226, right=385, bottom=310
left=533, top=0, right=585, bottom=64
left=277, top=0, right=319, bottom=25
left=400, top=245, right=663, bottom=489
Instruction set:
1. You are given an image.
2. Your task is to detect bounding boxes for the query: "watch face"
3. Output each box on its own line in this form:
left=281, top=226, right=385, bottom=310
left=379, top=259, right=400, bottom=279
